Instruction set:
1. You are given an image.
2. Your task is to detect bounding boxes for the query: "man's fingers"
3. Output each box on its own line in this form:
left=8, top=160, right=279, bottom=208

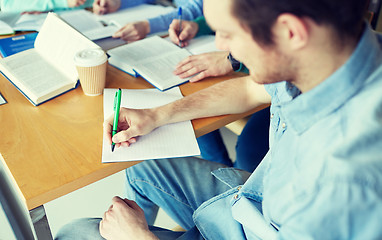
left=189, top=72, right=207, bottom=82
left=112, top=128, right=137, bottom=144
left=100, top=0, right=106, bottom=7
left=112, top=27, right=124, bottom=38
left=103, top=116, right=114, bottom=145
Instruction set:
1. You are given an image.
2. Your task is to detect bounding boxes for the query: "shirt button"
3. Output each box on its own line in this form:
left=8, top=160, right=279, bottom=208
left=282, top=122, right=286, bottom=128
left=270, top=113, right=274, bottom=119
left=234, top=194, right=239, bottom=200
left=237, top=186, right=242, bottom=191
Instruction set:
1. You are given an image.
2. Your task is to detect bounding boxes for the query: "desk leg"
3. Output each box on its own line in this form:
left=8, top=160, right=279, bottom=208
left=30, top=205, right=53, bottom=240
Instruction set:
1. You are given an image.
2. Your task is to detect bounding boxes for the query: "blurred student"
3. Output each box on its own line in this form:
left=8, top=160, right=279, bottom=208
left=112, top=0, right=203, bottom=41
left=1, top=0, right=130, bottom=14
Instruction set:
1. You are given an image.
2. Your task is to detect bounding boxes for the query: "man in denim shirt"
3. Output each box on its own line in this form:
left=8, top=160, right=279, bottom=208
left=56, top=0, right=382, bottom=239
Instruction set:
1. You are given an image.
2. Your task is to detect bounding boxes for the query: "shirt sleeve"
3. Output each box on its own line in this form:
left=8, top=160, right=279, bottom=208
left=148, top=0, right=203, bottom=34
left=276, top=181, right=382, bottom=240
left=120, top=0, right=155, bottom=9
left=0, top=0, right=97, bottom=12
left=194, top=16, right=214, bottom=36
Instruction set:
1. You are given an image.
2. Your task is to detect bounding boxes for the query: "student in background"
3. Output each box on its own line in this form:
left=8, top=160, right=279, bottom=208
left=112, top=0, right=203, bottom=41
left=0, top=0, right=133, bottom=14
left=56, top=0, right=382, bottom=238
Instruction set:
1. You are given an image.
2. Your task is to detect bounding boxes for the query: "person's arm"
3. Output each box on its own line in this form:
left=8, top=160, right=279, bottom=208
left=104, top=76, right=271, bottom=147
left=0, top=0, right=92, bottom=12
left=113, top=0, right=203, bottom=41
left=148, top=0, right=203, bottom=34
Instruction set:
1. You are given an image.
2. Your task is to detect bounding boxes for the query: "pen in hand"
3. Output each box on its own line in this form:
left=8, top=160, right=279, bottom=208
left=111, top=88, right=122, bottom=152
left=178, top=7, right=183, bottom=47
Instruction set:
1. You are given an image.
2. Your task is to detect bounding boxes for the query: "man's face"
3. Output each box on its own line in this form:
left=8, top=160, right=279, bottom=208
left=204, top=0, right=295, bottom=84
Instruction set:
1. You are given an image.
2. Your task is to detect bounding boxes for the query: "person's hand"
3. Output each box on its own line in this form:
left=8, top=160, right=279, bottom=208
left=93, top=0, right=121, bottom=15
left=103, top=107, right=158, bottom=148
left=67, top=0, right=86, bottom=7
left=174, top=51, right=233, bottom=82
left=169, top=19, right=199, bottom=47
left=100, top=196, right=158, bottom=240
left=112, top=21, right=150, bottom=42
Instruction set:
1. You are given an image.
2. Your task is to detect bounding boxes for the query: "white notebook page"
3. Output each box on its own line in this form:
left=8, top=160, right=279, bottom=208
left=102, top=87, right=200, bottom=162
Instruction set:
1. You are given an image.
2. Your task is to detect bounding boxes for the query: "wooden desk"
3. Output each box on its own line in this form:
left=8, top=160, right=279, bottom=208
left=0, top=64, right=263, bottom=210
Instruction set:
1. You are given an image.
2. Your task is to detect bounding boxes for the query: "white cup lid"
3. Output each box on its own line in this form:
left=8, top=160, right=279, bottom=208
left=74, top=48, right=107, bottom=67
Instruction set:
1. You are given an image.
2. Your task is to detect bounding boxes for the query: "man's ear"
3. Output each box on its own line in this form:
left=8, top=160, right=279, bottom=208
left=273, top=13, right=309, bottom=50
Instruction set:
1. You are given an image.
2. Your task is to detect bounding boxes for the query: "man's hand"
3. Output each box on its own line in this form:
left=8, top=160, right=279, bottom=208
left=100, top=196, right=158, bottom=240
left=174, top=51, right=233, bottom=82
left=93, top=0, right=121, bottom=15
left=112, top=21, right=150, bottom=42
left=103, top=107, right=159, bottom=148
left=67, top=0, right=86, bottom=7
left=169, top=19, right=199, bottom=47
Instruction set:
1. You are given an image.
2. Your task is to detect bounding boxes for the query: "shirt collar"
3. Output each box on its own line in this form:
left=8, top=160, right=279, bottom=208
left=279, top=24, right=382, bottom=135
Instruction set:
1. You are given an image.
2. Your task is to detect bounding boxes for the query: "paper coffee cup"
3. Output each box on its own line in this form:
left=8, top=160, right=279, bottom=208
left=74, top=48, right=108, bottom=96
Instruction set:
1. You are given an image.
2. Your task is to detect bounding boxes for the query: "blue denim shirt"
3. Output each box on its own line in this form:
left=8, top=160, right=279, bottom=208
left=193, top=24, right=382, bottom=240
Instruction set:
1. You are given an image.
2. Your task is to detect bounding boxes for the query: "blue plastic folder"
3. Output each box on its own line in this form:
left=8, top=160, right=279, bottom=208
left=0, top=32, right=38, bottom=58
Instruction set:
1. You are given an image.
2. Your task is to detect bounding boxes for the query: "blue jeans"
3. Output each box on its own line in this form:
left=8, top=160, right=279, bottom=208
left=55, top=158, right=238, bottom=240
left=197, top=107, right=270, bottom=172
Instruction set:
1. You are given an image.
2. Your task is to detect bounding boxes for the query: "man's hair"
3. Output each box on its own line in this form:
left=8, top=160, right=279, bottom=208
left=231, top=0, right=369, bottom=46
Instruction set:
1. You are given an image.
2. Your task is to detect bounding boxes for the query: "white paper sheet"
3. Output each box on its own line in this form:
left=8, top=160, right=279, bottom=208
left=102, top=87, right=200, bottom=163
left=0, top=93, right=6, bottom=105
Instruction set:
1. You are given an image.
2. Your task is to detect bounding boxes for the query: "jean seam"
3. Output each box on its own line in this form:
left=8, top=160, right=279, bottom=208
left=130, top=178, right=193, bottom=209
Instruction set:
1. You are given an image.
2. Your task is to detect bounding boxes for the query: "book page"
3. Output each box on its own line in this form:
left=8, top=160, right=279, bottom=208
left=59, top=10, right=104, bottom=33
left=12, top=13, right=48, bottom=31
left=0, top=20, right=14, bottom=35
left=107, top=36, right=180, bottom=64
left=185, top=35, right=219, bottom=55
left=82, top=24, right=118, bottom=41
left=95, top=4, right=174, bottom=28
left=102, top=88, right=200, bottom=162
left=34, top=13, right=100, bottom=82
left=0, top=49, right=73, bottom=103
left=134, top=49, right=191, bottom=90
left=59, top=9, right=114, bottom=40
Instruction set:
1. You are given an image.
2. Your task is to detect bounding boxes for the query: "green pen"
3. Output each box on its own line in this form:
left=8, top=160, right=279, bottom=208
left=111, top=88, right=122, bottom=152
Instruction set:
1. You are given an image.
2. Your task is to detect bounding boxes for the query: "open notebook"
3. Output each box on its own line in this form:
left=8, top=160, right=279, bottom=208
left=107, top=35, right=218, bottom=91
left=0, top=154, right=37, bottom=240
left=102, top=87, right=200, bottom=163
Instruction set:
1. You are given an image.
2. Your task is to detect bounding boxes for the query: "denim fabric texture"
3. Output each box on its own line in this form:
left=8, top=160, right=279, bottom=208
left=56, top=24, right=382, bottom=239
left=126, top=24, right=382, bottom=239
left=197, top=107, right=270, bottom=173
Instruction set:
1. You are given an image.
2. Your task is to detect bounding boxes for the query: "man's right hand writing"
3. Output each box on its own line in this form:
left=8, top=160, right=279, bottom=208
left=103, top=108, right=158, bottom=148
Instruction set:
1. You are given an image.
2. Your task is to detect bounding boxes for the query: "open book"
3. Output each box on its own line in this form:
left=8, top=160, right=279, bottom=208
left=102, top=87, right=200, bottom=163
left=107, top=35, right=218, bottom=91
left=0, top=13, right=99, bottom=106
